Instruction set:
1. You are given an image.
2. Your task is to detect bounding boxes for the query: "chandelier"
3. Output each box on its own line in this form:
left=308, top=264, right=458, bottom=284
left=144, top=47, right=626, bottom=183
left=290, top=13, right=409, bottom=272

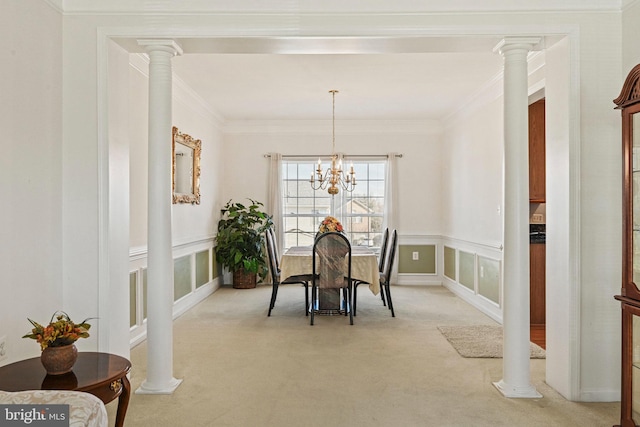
left=310, top=90, right=356, bottom=195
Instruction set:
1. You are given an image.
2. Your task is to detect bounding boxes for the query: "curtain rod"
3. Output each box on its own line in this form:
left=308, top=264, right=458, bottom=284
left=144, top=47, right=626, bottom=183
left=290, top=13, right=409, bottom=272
left=263, top=154, right=403, bottom=159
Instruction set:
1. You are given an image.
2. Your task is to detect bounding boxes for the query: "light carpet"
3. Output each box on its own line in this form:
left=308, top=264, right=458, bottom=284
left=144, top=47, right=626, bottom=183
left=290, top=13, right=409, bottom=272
left=437, top=324, right=546, bottom=359
left=107, top=285, right=616, bottom=427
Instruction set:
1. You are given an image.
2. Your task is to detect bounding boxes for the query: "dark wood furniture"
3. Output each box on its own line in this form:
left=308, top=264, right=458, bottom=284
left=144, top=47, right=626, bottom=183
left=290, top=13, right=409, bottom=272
left=614, top=63, right=640, bottom=427
left=529, top=98, right=546, bottom=203
left=530, top=242, right=546, bottom=326
left=529, top=99, right=546, bottom=334
left=529, top=324, right=546, bottom=350
left=0, top=352, right=131, bottom=427
left=529, top=99, right=546, bottom=348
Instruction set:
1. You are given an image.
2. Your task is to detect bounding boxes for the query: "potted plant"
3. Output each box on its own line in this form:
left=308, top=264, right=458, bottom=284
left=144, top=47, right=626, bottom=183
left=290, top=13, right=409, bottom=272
left=215, top=199, right=273, bottom=289
left=23, top=311, right=92, bottom=375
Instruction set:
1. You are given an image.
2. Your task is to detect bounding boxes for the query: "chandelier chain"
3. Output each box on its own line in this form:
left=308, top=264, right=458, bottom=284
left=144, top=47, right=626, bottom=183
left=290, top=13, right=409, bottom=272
left=309, top=89, right=356, bottom=196
left=331, top=89, right=337, bottom=154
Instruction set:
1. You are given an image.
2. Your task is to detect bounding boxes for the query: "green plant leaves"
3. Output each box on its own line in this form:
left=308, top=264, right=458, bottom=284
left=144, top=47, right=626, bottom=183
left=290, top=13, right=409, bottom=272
left=214, top=199, right=273, bottom=280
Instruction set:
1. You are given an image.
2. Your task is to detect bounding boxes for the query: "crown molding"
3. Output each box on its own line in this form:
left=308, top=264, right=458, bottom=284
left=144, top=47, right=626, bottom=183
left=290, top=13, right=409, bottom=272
left=129, top=54, right=225, bottom=129
left=223, top=119, right=442, bottom=135
left=441, top=69, right=504, bottom=129
left=173, top=76, right=226, bottom=129
left=442, top=47, right=551, bottom=129
left=53, top=0, right=624, bottom=15
left=42, top=0, right=63, bottom=14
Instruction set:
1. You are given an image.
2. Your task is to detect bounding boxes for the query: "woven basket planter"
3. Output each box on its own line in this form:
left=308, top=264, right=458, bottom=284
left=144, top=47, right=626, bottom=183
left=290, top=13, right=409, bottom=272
left=233, top=268, right=257, bottom=289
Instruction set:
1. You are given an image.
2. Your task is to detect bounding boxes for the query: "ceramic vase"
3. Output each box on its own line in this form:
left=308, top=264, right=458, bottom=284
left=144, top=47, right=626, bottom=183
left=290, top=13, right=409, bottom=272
left=41, top=344, right=78, bottom=375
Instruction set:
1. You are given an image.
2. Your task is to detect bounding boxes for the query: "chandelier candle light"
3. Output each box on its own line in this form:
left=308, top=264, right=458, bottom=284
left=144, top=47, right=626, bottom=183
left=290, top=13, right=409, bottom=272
left=310, top=90, right=356, bottom=195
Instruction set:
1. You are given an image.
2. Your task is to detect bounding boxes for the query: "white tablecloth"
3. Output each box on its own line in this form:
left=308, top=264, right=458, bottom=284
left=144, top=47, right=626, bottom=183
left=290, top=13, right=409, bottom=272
left=280, top=246, right=380, bottom=295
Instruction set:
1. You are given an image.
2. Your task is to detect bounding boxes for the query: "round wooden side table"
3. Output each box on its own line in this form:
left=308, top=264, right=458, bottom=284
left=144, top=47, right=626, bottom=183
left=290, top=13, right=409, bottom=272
left=0, top=352, right=131, bottom=427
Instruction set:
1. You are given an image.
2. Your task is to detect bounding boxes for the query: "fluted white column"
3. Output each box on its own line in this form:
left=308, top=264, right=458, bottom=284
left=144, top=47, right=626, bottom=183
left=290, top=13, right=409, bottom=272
left=493, top=37, right=542, bottom=399
left=136, top=39, right=183, bottom=395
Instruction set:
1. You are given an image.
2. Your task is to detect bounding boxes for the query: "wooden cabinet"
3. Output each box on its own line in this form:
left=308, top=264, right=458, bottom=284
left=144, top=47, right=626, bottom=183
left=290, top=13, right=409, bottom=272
left=530, top=243, right=546, bottom=325
left=529, top=98, right=546, bottom=331
left=614, top=64, right=640, bottom=427
left=529, top=99, right=546, bottom=202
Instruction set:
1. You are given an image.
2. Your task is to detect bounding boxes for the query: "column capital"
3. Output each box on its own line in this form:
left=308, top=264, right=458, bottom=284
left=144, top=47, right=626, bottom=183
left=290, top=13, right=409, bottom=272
left=493, top=37, right=541, bottom=56
left=137, top=39, right=183, bottom=56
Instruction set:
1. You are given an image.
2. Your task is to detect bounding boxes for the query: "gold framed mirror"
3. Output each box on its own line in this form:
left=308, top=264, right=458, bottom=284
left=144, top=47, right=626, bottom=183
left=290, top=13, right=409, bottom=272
left=172, top=126, right=201, bottom=204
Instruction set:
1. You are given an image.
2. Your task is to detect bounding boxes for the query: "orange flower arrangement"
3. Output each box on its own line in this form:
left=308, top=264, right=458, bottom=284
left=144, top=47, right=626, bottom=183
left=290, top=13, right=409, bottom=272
left=318, top=216, right=344, bottom=233
left=23, top=311, right=92, bottom=350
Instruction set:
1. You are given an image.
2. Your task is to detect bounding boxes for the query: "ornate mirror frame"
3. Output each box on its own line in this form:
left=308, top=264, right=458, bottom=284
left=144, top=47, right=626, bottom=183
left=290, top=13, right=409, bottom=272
left=172, top=126, right=201, bottom=204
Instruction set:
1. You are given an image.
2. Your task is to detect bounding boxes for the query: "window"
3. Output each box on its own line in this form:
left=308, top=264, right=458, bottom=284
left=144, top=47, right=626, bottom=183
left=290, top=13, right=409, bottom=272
left=282, top=158, right=386, bottom=250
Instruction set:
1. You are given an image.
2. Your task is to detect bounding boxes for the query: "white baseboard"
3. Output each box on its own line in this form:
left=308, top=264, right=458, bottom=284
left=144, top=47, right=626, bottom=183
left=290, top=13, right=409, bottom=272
left=578, top=389, right=621, bottom=402
left=173, top=280, right=218, bottom=319
left=443, top=279, right=502, bottom=323
left=396, top=274, right=442, bottom=286
left=130, top=278, right=219, bottom=348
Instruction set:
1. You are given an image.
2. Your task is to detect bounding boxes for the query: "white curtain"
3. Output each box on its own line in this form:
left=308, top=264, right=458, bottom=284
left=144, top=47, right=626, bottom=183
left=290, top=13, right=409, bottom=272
left=383, top=153, right=398, bottom=232
left=384, top=152, right=399, bottom=282
left=267, top=153, right=284, bottom=255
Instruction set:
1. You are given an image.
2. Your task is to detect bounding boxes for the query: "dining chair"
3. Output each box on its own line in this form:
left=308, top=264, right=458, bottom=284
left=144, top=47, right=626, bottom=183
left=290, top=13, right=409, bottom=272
left=378, top=228, right=389, bottom=272
left=380, top=229, right=398, bottom=317
left=265, top=229, right=311, bottom=316
left=268, top=227, right=281, bottom=270
left=353, top=229, right=397, bottom=317
left=378, top=228, right=389, bottom=307
left=311, top=231, right=353, bottom=325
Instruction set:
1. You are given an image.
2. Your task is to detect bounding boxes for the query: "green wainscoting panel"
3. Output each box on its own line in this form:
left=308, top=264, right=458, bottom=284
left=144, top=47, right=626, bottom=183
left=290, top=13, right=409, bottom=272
left=142, top=268, right=148, bottom=320
left=398, top=245, right=436, bottom=274
left=212, top=247, right=218, bottom=278
left=196, top=250, right=210, bottom=288
left=129, top=272, right=137, bottom=327
left=459, top=251, right=475, bottom=291
left=444, top=246, right=456, bottom=280
left=478, top=256, right=500, bottom=305
left=174, top=255, right=192, bottom=301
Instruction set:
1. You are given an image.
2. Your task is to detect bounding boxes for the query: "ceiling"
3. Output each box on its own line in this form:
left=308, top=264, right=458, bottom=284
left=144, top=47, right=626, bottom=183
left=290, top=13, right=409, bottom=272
left=57, top=0, right=625, bottom=122
left=165, top=36, right=512, bottom=122
left=171, top=51, right=504, bottom=121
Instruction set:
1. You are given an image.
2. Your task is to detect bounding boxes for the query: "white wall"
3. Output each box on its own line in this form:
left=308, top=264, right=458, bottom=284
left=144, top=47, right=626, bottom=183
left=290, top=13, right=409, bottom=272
left=61, top=12, right=104, bottom=355
left=128, top=56, right=224, bottom=249
left=128, top=57, right=149, bottom=248
left=0, top=0, right=64, bottom=363
left=221, top=121, right=442, bottom=235
left=124, top=54, right=224, bottom=345
left=544, top=36, right=576, bottom=400
left=441, top=97, right=503, bottom=247
left=171, top=80, right=224, bottom=244
left=576, top=14, right=623, bottom=401
left=622, top=1, right=640, bottom=74
left=104, top=40, right=133, bottom=357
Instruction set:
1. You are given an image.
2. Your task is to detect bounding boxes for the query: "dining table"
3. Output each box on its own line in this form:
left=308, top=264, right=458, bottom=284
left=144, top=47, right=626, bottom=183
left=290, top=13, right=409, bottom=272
left=280, top=245, right=380, bottom=313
